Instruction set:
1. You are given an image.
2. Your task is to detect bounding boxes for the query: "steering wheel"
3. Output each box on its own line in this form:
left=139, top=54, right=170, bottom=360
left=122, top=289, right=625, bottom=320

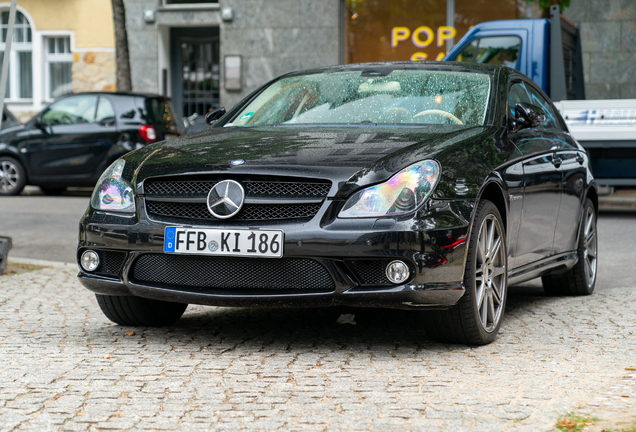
left=60, top=114, right=74, bottom=125
left=413, top=109, right=463, bottom=125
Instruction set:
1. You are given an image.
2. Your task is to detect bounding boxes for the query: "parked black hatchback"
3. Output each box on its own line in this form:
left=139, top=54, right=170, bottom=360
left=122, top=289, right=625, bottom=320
left=0, top=92, right=182, bottom=196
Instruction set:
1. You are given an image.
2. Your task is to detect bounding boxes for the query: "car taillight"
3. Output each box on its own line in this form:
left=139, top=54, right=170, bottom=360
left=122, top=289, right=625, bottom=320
left=139, top=125, right=157, bottom=143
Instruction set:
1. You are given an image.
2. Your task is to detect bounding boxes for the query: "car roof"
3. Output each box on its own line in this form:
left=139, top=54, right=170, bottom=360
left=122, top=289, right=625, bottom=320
left=284, top=61, right=503, bottom=76
left=54, top=92, right=168, bottom=100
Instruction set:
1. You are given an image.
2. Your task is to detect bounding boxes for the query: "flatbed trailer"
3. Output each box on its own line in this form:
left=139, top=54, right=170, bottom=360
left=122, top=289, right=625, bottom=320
left=554, top=99, right=636, bottom=186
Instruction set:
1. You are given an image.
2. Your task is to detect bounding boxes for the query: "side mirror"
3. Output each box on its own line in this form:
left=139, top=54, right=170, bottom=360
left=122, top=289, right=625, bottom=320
left=512, top=102, right=546, bottom=132
left=205, top=107, right=226, bottom=126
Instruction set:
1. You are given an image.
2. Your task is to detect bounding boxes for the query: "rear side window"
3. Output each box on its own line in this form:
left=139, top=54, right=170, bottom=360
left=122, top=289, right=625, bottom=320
left=454, top=36, right=521, bottom=69
left=145, top=98, right=179, bottom=134
left=95, top=97, right=116, bottom=123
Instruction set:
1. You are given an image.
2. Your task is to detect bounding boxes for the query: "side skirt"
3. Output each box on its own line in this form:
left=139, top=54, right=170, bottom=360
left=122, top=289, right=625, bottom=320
left=508, top=251, right=578, bottom=286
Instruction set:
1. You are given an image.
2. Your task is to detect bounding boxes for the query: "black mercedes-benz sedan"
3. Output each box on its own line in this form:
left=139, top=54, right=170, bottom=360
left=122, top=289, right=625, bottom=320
left=77, top=62, right=598, bottom=345
left=0, top=92, right=182, bottom=196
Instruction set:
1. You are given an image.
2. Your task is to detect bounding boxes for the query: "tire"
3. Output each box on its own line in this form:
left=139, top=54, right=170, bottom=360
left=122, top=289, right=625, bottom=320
left=424, top=200, right=508, bottom=345
left=0, top=156, right=26, bottom=196
left=39, top=186, right=66, bottom=195
left=95, top=294, right=187, bottom=326
left=542, top=198, right=597, bottom=296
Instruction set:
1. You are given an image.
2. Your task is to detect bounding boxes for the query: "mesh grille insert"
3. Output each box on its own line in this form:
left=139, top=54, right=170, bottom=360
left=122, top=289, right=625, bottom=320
left=96, top=251, right=127, bottom=277
left=345, top=260, right=394, bottom=286
left=132, top=254, right=335, bottom=292
left=146, top=201, right=322, bottom=222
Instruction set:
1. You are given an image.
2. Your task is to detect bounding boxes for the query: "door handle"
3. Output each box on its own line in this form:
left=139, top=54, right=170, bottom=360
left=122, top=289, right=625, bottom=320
left=552, top=156, right=562, bottom=168
left=576, top=153, right=585, bottom=165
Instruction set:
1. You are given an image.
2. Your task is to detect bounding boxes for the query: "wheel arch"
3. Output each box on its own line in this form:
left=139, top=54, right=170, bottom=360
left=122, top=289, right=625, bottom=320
left=476, top=180, right=508, bottom=234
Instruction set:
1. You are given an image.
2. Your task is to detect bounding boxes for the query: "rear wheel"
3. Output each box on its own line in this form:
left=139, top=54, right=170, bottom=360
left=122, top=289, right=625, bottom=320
left=424, top=200, right=507, bottom=345
left=0, top=156, right=26, bottom=196
left=96, top=294, right=187, bottom=326
left=542, top=198, right=597, bottom=296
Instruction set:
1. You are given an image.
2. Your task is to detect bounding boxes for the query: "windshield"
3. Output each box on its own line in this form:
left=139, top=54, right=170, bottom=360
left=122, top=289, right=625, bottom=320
left=229, top=69, right=492, bottom=127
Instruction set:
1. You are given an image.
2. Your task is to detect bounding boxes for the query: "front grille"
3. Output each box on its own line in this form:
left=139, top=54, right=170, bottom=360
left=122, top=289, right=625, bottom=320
left=345, top=260, right=393, bottom=286
left=145, top=179, right=330, bottom=198
left=146, top=201, right=322, bottom=221
left=143, top=176, right=331, bottom=222
left=131, top=254, right=335, bottom=293
left=96, top=251, right=127, bottom=277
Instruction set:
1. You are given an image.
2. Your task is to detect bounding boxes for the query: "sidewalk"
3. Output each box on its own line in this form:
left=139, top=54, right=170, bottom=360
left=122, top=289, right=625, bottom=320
left=1, top=262, right=635, bottom=431
left=599, top=189, right=636, bottom=212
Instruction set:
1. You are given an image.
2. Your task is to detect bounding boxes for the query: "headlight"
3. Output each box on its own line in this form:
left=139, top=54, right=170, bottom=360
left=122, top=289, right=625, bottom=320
left=339, top=160, right=440, bottom=218
left=90, top=159, right=135, bottom=213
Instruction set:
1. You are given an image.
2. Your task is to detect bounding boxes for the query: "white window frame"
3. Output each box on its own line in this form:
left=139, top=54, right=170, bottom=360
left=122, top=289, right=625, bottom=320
left=42, top=32, right=74, bottom=102
left=0, top=8, right=33, bottom=102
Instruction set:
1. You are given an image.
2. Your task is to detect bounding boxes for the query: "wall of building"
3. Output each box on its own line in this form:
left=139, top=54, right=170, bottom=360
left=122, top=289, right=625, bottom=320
left=2, top=0, right=115, bottom=121
left=15, top=0, right=114, bottom=48
left=565, top=0, right=636, bottom=99
left=124, top=0, right=340, bottom=111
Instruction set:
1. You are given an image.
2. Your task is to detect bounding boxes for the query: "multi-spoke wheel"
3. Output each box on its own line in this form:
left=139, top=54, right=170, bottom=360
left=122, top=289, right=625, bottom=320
left=425, top=200, right=507, bottom=345
left=0, top=156, right=26, bottom=196
left=542, top=198, right=597, bottom=296
left=474, top=212, right=507, bottom=333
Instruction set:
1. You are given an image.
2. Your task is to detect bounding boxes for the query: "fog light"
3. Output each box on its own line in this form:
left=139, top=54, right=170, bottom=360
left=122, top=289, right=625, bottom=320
left=386, top=260, right=409, bottom=284
left=80, top=250, right=100, bottom=272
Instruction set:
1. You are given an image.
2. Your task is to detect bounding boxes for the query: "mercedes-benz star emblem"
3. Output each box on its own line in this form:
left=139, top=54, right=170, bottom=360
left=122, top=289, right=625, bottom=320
left=207, top=180, right=245, bottom=219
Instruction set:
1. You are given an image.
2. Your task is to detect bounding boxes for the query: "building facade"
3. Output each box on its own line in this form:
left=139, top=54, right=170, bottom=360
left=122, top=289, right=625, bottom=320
left=1, top=0, right=116, bottom=121
left=125, top=0, right=634, bottom=123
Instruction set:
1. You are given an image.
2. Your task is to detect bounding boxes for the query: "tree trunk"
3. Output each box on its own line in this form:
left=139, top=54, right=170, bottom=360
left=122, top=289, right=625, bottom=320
left=111, top=0, right=132, bottom=92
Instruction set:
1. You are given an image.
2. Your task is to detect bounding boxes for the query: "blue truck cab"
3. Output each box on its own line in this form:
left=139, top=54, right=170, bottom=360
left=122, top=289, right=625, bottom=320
left=442, top=6, right=636, bottom=187
left=443, top=5, right=586, bottom=102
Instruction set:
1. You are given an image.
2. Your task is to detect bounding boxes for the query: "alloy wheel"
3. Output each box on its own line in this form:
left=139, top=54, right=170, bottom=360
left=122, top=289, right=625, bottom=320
left=474, top=214, right=506, bottom=332
left=582, top=206, right=597, bottom=288
left=0, top=160, right=20, bottom=193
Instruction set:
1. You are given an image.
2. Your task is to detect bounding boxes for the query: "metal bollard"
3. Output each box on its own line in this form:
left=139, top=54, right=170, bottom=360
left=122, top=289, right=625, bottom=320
left=0, top=236, right=12, bottom=274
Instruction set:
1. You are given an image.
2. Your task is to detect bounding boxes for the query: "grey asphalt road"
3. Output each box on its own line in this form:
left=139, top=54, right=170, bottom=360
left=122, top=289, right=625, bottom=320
left=0, top=188, right=634, bottom=290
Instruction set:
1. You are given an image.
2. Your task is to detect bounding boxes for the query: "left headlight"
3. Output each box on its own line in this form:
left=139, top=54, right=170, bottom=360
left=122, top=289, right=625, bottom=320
left=90, top=159, right=136, bottom=213
left=339, top=160, right=440, bottom=218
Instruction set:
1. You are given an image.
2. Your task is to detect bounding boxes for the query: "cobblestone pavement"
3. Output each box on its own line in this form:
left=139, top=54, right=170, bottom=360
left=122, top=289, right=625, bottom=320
left=1, top=263, right=635, bottom=432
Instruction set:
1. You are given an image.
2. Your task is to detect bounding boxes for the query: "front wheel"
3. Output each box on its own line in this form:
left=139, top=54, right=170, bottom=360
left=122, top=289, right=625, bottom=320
left=96, top=294, right=188, bottom=326
left=542, top=198, right=597, bottom=296
left=424, top=200, right=508, bottom=345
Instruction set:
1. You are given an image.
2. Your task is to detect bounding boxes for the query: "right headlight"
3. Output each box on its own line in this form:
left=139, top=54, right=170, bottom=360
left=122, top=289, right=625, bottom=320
left=339, top=160, right=440, bottom=218
left=90, top=159, right=136, bottom=213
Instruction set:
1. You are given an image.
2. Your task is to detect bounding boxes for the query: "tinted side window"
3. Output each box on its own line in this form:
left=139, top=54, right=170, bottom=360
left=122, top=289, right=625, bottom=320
left=42, top=96, right=98, bottom=126
left=507, top=82, right=531, bottom=119
left=476, top=36, right=521, bottom=68
left=524, top=84, right=558, bottom=130
left=95, top=97, right=116, bottom=123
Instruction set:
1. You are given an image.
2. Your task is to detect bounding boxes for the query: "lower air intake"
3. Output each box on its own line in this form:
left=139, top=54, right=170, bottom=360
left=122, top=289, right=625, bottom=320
left=132, top=254, right=335, bottom=293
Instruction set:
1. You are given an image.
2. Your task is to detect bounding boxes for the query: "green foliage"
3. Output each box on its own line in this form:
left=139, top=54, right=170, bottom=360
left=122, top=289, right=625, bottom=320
left=526, top=0, right=571, bottom=13
left=555, top=412, right=599, bottom=432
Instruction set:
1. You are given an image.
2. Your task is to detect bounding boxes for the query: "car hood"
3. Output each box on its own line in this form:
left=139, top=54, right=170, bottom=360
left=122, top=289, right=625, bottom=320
left=127, top=125, right=496, bottom=198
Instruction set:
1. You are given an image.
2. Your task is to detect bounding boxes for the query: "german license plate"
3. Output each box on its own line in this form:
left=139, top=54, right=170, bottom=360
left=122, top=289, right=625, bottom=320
left=164, top=227, right=284, bottom=258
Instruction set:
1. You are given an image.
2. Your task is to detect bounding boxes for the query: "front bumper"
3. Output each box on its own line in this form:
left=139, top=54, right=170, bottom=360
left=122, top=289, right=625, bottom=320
left=77, top=198, right=474, bottom=310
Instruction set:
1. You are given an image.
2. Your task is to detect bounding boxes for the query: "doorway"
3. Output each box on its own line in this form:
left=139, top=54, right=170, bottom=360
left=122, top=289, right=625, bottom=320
left=170, top=27, right=220, bottom=128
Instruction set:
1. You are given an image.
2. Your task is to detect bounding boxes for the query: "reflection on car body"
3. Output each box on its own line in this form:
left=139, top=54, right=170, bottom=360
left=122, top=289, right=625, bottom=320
left=77, top=62, right=598, bottom=345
